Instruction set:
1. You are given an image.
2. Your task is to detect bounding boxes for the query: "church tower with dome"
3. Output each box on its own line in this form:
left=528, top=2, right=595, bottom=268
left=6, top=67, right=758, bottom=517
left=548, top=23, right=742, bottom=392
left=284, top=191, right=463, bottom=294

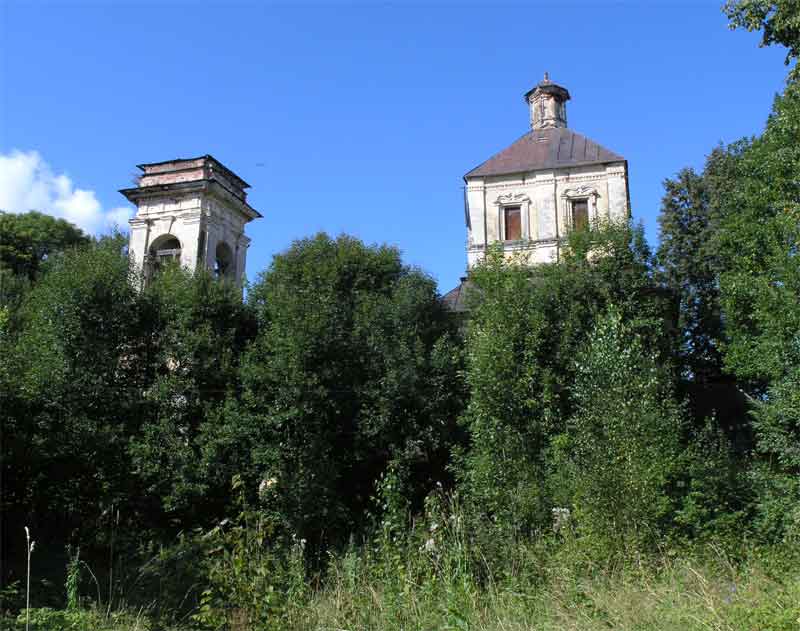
left=444, top=74, right=630, bottom=310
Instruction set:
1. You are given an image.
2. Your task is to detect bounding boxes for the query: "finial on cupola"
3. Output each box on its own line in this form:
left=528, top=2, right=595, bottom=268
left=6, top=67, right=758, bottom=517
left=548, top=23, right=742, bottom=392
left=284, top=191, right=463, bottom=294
left=524, top=73, right=571, bottom=130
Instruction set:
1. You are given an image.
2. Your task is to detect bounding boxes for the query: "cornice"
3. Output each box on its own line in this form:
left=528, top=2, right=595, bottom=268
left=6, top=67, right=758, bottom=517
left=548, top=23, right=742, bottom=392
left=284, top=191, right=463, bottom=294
left=122, top=179, right=260, bottom=223
left=467, top=172, right=620, bottom=193
left=468, top=237, right=559, bottom=252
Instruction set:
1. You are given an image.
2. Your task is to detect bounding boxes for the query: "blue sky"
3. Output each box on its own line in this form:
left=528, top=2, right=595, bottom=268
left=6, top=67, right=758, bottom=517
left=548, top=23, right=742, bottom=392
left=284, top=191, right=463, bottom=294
left=0, top=0, right=790, bottom=292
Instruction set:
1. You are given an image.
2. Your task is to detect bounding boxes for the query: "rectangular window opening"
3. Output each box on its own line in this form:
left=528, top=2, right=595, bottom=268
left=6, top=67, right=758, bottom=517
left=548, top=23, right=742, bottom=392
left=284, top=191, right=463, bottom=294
left=571, top=199, right=589, bottom=231
left=504, top=206, right=521, bottom=241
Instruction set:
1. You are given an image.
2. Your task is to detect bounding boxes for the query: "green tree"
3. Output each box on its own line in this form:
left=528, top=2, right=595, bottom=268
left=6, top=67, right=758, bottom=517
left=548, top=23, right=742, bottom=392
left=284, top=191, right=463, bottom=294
left=657, top=167, right=724, bottom=382
left=712, top=83, right=800, bottom=539
left=0, top=211, right=89, bottom=280
left=0, top=211, right=89, bottom=320
left=2, top=235, right=140, bottom=523
left=0, top=235, right=148, bottom=601
left=725, top=0, right=800, bottom=79
left=656, top=152, right=757, bottom=457
left=459, top=221, right=672, bottom=533
left=222, top=233, right=464, bottom=548
left=127, top=266, right=258, bottom=524
left=714, top=84, right=800, bottom=391
left=552, top=308, right=685, bottom=547
left=1, top=239, right=259, bottom=605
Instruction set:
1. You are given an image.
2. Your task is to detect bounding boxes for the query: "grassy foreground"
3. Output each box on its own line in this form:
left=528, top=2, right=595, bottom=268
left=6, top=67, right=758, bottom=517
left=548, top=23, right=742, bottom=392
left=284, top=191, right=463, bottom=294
left=295, top=552, right=799, bottom=631
left=6, top=539, right=799, bottom=631
left=278, top=540, right=800, bottom=631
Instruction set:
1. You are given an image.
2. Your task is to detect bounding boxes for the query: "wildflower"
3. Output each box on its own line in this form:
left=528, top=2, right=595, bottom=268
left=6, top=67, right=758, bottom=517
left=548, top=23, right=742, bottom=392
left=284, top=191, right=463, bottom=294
left=552, top=507, right=571, bottom=533
left=258, top=477, right=277, bottom=497
left=290, top=533, right=307, bottom=552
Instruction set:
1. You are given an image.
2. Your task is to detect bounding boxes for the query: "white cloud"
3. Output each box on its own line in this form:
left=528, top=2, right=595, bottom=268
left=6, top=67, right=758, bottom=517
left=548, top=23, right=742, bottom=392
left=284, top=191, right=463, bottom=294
left=0, top=149, right=133, bottom=234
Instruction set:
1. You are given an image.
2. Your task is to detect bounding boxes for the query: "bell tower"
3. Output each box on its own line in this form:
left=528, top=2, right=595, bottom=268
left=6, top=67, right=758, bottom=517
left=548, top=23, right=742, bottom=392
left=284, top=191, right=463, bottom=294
left=121, top=155, right=261, bottom=288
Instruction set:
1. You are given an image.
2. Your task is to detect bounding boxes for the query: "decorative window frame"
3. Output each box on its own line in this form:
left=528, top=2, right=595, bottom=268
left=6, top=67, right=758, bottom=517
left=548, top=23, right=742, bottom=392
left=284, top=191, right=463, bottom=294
left=561, top=186, right=600, bottom=232
left=494, top=192, right=532, bottom=241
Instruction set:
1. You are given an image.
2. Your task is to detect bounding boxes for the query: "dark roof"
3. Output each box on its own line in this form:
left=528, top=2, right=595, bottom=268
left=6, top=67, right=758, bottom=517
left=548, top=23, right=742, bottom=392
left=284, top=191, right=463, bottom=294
left=464, top=128, right=624, bottom=179
left=523, top=80, right=570, bottom=103
left=442, top=278, right=475, bottom=313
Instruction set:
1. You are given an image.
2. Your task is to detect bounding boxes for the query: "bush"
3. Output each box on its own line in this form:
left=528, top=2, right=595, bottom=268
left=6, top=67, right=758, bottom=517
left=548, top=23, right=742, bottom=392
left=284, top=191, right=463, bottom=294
left=192, top=476, right=308, bottom=631
left=549, top=307, right=685, bottom=548
left=232, top=233, right=465, bottom=550
left=458, top=221, right=671, bottom=535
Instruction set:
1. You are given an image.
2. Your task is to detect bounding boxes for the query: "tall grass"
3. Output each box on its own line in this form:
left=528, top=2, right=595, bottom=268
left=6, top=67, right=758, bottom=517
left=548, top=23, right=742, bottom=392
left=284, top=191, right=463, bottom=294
left=290, top=529, right=799, bottom=631
left=7, top=501, right=799, bottom=630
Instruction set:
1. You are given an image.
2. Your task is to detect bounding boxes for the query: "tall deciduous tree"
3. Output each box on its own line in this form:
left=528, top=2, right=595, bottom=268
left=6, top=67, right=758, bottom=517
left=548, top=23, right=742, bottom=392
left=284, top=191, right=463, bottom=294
left=459, top=221, right=673, bottom=532
left=555, top=307, right=685, bottom=546
left=0, top=211, right=89, bottom=280
left=0, top=235, right=146, bottom=591
left=724, top=0, right=800, bottom=79
left=712, top=82, right=800, bottom=539
left=224, top=233, right=464, bottom=548
left=657, top=167, right=724, bottom=382
left=0, top=211, right=90, bottom=320
left=128, top=266, right=258, bottom=524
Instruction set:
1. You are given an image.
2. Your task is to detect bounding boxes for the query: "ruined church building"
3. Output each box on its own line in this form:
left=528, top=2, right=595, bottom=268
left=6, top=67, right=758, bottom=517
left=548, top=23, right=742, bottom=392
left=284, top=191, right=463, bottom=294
left=122, top=74, right=629, bottom=294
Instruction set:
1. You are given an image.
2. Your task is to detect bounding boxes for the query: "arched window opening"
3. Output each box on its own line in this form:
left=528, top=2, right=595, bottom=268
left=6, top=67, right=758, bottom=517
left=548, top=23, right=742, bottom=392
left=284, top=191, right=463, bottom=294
left=214, top=242, right=234, bottom=280
left=146, top=235, right=182, bottom=281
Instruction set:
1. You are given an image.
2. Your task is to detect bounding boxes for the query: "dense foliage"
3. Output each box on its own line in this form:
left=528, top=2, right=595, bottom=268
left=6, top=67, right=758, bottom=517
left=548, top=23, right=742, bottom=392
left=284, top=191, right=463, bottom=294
left=0, top=211, right=89, bottom=329
left=459, top=223, right=672, bottom=533
left=552, top=308, right=685, bottom=547
left=210, top=234, right=465, bottom=549
left=2, top=3, right=800, bottom=628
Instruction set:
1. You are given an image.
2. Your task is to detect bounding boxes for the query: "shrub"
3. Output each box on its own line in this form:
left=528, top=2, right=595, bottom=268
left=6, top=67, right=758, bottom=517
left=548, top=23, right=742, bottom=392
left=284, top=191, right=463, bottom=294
left=550, top=307, right=685, bottom=548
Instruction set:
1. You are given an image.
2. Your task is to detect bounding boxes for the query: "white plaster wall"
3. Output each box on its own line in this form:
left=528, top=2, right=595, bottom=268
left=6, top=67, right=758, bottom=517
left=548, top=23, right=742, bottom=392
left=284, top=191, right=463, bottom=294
left=466, top=185, right=486, bottom=248
left=128, top=189, right=252, bottom=286
left=464, top=160, right=629, bottom=269
left=128, top=220, right=149, bottom=271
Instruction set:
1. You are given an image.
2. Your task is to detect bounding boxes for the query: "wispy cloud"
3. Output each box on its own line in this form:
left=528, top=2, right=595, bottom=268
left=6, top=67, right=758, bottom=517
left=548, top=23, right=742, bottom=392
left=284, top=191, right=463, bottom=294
left=0, top=149, right=133, bottom=234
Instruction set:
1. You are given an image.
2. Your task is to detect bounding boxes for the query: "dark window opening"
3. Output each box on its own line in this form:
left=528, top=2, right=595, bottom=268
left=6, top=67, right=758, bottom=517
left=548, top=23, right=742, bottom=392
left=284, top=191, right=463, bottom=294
left=571, top=199, right=589, bottom=231
left=504, top=206, right=521, bottom=241
left=214, top=242, right=234, bottom=280
left=147, top=235, right=181, bottom=281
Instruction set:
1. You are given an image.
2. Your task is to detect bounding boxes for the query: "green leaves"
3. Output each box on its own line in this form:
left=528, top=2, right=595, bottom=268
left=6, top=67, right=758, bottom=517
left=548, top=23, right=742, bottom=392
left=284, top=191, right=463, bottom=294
left=725, top=0, right=800, bottom=78
left=234, top=233, right=465, bottom=548
left=458, top=222, right=672, bottom=534
left=0, top=211, right=89, bottom=281
left=559, top=307, right=685, bottom=546
left=658, top=167, right=725, bottom=382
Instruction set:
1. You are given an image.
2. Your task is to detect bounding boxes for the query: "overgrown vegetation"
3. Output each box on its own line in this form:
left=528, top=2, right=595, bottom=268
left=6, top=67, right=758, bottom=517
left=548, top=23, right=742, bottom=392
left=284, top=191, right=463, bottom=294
left=2, top=3, right=800, bottom=629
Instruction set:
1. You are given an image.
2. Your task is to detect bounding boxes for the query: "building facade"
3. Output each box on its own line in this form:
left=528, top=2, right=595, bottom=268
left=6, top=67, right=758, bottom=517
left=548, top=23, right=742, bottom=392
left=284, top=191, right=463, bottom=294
left=121, top=155, right=261, bottom=288
left=462, top=74, right=629, bottom=268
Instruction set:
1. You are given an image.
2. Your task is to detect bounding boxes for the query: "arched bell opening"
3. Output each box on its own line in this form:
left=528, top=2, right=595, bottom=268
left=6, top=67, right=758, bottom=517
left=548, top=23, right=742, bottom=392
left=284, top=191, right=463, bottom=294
left=146, top=234, right=182, bottom=281
left=214, top=241, right=234, bottom=280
